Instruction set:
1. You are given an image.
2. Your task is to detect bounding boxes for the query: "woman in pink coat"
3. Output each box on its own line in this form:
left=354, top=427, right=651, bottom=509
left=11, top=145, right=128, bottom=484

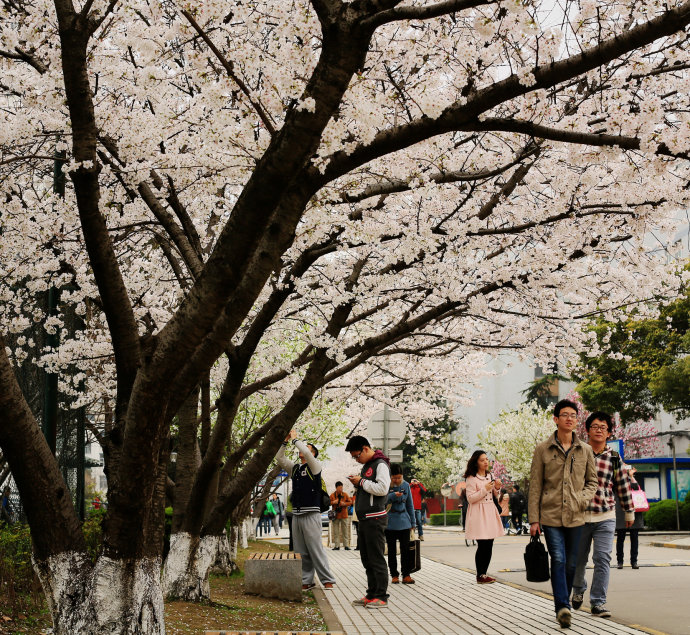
left=464, top=450, right=505, bottom=583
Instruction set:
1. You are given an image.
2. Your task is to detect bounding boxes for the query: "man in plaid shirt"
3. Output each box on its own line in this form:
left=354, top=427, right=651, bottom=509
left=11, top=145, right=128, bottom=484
left=571, top=411, right=634, bottom=618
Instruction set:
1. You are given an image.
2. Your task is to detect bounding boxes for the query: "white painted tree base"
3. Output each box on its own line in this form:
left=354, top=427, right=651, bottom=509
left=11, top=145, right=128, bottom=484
left=34, top=552, right=164, bottom=635
left=162, top=532, right=219, bottom=601
left=209, top=531, right=237, bottom=576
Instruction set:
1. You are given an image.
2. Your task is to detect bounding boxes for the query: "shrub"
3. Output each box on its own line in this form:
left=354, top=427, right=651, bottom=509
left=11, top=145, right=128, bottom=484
left=83, top=507, right=107, bottom=561
left=644, top=499, right=690, bottom=530
left=429, top=511, right=462, bottom=526
left=0, top=523, right=44, bottom=614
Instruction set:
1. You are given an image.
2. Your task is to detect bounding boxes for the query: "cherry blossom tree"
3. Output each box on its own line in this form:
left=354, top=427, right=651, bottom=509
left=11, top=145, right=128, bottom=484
left=1, top=0, right=690, bottom=631
left=567, top=390, right=664, bottom=458
left=478, top=401, right=555, bottom=484
left=410, top=436, right=471, bottom=492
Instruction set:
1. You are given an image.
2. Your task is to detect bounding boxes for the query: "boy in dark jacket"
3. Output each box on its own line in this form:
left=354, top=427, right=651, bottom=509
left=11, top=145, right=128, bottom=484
left=346, top=435, right=391, bottom=609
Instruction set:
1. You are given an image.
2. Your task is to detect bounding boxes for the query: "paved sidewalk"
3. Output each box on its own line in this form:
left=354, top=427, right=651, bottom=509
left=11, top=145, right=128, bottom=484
left=320, top=550, right=654, bottom=635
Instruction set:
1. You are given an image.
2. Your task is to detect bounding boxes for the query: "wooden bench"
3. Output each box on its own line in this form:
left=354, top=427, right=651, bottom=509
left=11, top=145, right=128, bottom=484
left=244, top=552, right=302, bottom=601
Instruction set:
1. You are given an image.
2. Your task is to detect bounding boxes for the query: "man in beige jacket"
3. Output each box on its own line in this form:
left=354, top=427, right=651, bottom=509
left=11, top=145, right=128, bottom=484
left=529, top=399, right=598, bottom=629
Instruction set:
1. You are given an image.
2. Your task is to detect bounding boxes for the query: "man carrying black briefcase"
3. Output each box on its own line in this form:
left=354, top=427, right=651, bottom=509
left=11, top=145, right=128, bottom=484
left=524, top=533, right=549, bottom=582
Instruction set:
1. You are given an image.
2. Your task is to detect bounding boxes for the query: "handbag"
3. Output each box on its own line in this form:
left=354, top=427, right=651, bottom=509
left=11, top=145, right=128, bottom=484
left=524, top=533, right=550, bottom=582
left=631, top=487, right=649, bottom=512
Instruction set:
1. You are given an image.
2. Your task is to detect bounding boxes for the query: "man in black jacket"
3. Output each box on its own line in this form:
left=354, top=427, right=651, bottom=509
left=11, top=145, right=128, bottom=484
left=277, top=430, right=335, bottom=590
left=509, top=484, right=527, bottom=534
left=346, top=435, right=391, bottom=609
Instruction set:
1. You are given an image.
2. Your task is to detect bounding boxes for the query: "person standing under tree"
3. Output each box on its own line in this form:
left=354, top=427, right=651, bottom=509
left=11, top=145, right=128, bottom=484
left=499, top=488, right=510, bottom=533
left=509, top=484, right=527, bottom=534
left=385, top=464, right=416, bottom=584
left=616, top=465, right=645, bottom=570
left=529, top=399, right=598, bottom=629
left=1, top=486, right=13, bottom=525
left=270, top=493, right=283, bottom=536
left=346, top=435, right=391, bottom=609
left=276, top=429, right=336, bottom=590
left=409, top=477, right=428, bottom=541
left=330, top=482, right=353, bottom=550
left=464, top=450, right=505, bottom=584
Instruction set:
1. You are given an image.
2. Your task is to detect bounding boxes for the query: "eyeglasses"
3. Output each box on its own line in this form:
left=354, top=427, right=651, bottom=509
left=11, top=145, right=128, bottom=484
left=558, top=413, right=578, bottom=420
left=589, top=424, right=609, bottom=432
left=351, top=451, right=362, bottom=460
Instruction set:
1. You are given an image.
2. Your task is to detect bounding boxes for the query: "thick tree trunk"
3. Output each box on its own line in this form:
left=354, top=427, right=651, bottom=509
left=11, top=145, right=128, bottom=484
left=209, top=531, right=237, bottom=576
left=34, top=553, right=164, bottom=635
left=161, top=532, right=221, bottom=601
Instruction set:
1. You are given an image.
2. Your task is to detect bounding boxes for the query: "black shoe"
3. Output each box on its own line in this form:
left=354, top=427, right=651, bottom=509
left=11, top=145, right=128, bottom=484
left=591, top=604, right=611, bottom=618
left=571, top=593, right=583, bottom=610
left=344, top=546, right=350, bottom=550
left=632, top=562, right=639, bottom=569
left=617, top=562, right=623, bottom=569
left=332, top=547, right=340, bottom=550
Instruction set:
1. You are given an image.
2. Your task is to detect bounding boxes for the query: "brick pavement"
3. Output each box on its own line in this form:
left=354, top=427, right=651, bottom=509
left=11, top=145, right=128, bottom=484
left=320, top=550, right=655, bottom=635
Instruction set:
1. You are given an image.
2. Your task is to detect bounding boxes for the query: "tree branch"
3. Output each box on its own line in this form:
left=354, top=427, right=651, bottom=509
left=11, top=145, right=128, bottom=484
left=460, top=118, right=690, bottom=160
left=321, top=0, right=690, bottom=182
left=331, top=145, right=540, bottom=205
left=180, top=9, right=277, bottom=136
left=365, top=0, right=498, bottom=29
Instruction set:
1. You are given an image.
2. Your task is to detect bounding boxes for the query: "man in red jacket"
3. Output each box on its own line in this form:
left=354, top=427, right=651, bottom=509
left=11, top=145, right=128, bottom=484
left=409, top=478, right=428, bottom=540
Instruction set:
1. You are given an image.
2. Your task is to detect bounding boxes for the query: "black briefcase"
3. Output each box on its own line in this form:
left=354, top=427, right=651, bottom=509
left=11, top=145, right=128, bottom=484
left=409, top=539, right=421, bottom=573
left=524, top=533, right=550, bottom=582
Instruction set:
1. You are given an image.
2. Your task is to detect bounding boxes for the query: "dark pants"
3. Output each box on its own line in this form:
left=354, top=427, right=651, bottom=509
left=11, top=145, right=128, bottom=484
left=359, top=516, right=389, bottom=601
left=475, top=539, right=494, bottom=576
left=542, top=525, right=583, bottom=613
left=511, top=511, right=523, bottom=532
left=256, top=515, right=272, bottom=536
left=616, top=528, right=639, bottom=564
left=385, top=528, right=411, bottom=577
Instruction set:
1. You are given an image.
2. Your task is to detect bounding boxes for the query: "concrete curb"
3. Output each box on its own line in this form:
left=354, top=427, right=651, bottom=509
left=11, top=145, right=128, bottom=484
left=648, top=541, right=690, bottom=550
left=313, top=587, right=345, bottom=634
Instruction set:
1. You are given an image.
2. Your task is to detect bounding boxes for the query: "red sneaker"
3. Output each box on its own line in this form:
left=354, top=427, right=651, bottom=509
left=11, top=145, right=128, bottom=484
left=351, top=596, right=371, bottom=606
left=365, top=598, right=389, bottom=609
left=476, top=574, right=495, bottom=584
left=391, top=576, right=400, bottom=584
left=402, top=576, right=415, bottom=584
left=302, top=583, right=316, bottom=590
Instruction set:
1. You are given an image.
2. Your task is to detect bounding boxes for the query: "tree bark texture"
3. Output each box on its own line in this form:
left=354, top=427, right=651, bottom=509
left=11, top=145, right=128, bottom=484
left=34, top=553, right=164, bottom=635
left=161, top=532, right=220, bottom=601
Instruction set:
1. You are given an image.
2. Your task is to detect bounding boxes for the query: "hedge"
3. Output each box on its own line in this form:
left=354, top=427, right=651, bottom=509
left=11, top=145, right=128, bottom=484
left=429, top=511, right=463, bottom=526
left=644, top=499, right=690, bottom=530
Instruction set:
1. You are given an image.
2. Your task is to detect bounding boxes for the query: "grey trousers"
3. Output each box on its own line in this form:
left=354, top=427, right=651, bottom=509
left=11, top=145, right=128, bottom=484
left=292, top=512, right=336, bottom=585
left=332, top=518, right=348, bottom=547
left=573, top=518, right=615, bottom=607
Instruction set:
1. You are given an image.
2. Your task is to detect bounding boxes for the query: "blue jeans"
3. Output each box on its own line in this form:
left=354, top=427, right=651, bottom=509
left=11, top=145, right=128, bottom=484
left=542, top=525, right=583, bottom=612
left=415, top=509, right=424, bottom=536
left=573, top=519, right=615, bottom=607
